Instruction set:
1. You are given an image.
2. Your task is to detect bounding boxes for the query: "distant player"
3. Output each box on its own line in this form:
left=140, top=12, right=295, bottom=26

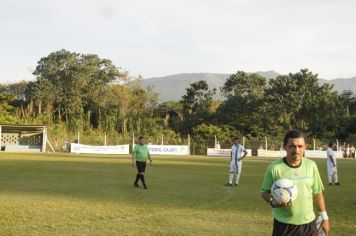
left=326, top=142, right=340, bottom=186
left=132, top=136, right=152, bottom=189
left=225, top=137, right=247, bottom=186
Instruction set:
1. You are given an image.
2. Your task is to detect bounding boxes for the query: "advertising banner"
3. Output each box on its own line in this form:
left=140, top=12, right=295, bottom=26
left=304, top=150, right=343, bottom=158
left=145, top=145, right=190, bottom=155
left=71, top=143, right=130, bottom=155
left=207, top=148, right=252, bottom=157
left=257, top=149, right=287, bottom=157
left=257, top=149, right=343, bottom=158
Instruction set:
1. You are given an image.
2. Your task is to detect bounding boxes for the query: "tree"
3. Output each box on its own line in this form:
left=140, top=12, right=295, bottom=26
left=262, top=75, right=301, bottom=133
left=155, top=101, right=183, bottom=132
left=262, top=69, right=344, bottom=138
left=221, top=71, right=266, bottom=98
left=105, top=80, right=158, bottom=137
left=180, top=80, right=216, bottom=134
left=28, top=49, right=126, bottom=130
left=4, top=81, right=29, bottom=120
left=192, top=123, right=239, bottom=144
left=288, top=69, right=342, bottom=137
left=339, top=90, right=356, bottom=116
left=0, top=84, right=19, bottom=124
left=217, top=71, right=267, bottom=136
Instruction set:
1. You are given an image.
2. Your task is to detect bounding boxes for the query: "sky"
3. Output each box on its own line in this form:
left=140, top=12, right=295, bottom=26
left=1, top=0, right=356, bottom=83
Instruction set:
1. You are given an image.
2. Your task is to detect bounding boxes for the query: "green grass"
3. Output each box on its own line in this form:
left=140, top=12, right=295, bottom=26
left=0, top=153, right=355, bottom=235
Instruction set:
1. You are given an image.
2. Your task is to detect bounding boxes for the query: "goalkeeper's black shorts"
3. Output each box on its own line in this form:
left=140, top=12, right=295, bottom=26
left=136, top=161, right=146, bottom=173
left=272, top=218, right=318, bottom=236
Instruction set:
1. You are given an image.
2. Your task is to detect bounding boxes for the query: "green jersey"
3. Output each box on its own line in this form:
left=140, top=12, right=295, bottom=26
left=133, top=144, right=149, bottom=162
left=261, top=157, right=324, bottom=225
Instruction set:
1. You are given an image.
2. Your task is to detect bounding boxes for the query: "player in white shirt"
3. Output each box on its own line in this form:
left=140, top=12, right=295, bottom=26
left=346, top=146, right=350, bottom=158
left=351, top=145, right=356, bottom=158
left=225, top=137, right=248, bottom=186
left=327, top=142, right=340, bottom=186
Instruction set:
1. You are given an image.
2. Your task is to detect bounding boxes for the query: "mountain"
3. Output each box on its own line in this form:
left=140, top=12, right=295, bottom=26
left=141, top=71, right=279, bottom=101
left=141, top=72, right=356, bottom=101
left=141, top=73, right=228, bottom=101
left=319, top=77, right=356, bottom=93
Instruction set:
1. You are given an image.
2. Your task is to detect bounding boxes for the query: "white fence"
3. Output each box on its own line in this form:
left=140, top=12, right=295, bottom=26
left=71, top=143, right=130, bottom=155
left=257, top=149, right=343, bottom=158
left=257, top=149, right=286, bottom=158
left=304, top=150, right=343, bottom=158
left=207, top=148, right=252, bottom=157
left=69, top=142, right=344, bottom=158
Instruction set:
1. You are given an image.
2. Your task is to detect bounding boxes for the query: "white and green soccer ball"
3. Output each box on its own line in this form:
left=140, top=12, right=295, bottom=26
left=271, top=178, right=298, bottom=205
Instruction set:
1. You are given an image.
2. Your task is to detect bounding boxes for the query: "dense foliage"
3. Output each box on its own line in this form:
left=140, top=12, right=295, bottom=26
left=1, top=50, right=356, bottom=147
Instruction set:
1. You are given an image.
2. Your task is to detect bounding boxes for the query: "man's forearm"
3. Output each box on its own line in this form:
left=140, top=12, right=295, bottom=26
left=314, top=193, right=326, bottom=212
left=314, top=192, right=330, bottom=235
left=240, top=151, right=248, bottom=160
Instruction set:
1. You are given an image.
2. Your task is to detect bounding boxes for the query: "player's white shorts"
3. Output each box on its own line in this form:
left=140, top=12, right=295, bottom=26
left=229, top=162, right=242, bottom=174
left=327, top=166, right=337, bottom=175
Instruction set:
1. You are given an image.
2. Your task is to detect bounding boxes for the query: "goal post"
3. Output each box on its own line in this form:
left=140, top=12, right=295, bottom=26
left=0, top=124, right=47, bottom=152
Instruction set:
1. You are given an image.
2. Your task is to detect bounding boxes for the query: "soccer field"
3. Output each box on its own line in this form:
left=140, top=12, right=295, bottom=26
left=0, top=153, right=355, bottom=235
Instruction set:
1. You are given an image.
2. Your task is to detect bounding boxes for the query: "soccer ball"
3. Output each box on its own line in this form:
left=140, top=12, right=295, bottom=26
left=271, top=178, right=298, bottom=205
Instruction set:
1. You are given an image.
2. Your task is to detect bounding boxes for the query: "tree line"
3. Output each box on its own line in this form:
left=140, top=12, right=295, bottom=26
left=1, top=49, right=356, bottom=147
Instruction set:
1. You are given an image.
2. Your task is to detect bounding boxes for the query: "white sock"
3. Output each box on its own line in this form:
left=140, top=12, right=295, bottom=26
left=236, top=173, right=241, bottom=185
left=328, top=175, right=332, bottom=184
left=228, top=173, right=234, bottom=184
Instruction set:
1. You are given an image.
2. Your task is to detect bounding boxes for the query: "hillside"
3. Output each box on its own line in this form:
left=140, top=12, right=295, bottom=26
left=141, top=72, right=356, bottom=101
left=319, top=77, right=356, bottom=93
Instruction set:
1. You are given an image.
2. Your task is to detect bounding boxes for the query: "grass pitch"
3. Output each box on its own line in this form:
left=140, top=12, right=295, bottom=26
left=0, top=153, right=355, bottom=235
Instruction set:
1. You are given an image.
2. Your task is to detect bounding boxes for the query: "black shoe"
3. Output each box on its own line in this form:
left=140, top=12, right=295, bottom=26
left=133, top=183, right=139, bottom=188
left=143, top=185, right=148, bottom=189
left=328, top=183, right=332, bottom=186
left=225, top=183, right=232, bottom=186
left=234, top=183, right=238, bottom=186
left=335, top=183, right=340, bottom=185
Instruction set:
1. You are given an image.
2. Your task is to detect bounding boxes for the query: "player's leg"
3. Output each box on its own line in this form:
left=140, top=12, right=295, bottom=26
left=229, top=171, right=234, bottom=184
left=327, top=166, right=333, bottom=185
left=327, top=175, right=332, bottom=185
left=235, top=162, right=242, bottom=185
left=333, top=168, right=340, bottom=185
left=134, top=173, right=140, bottom=186
left=134, top=161, right=142, bottom=187
left=139, top=162, right=147, bottom=189
left=226, top=163, right=234, bottom=186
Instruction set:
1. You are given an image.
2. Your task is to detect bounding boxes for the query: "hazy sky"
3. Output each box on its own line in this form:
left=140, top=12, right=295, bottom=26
left=1, top=0, right=356, bottom=83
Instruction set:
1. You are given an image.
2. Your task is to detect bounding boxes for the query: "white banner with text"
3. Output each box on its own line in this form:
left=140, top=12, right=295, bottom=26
left=257, top=149, right=343, bottom=158
left=71, top=143, right=130, bottom=155
left=304, top=150, right=343, bottom=158
left=257, top=149, right=286, bottom=157
left=207, top=148, right=252, bottom=157
left=145, top=145, right=190, bottom=155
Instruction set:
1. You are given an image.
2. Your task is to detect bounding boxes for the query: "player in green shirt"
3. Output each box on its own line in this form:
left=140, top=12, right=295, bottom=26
left=132, top=136, right=152, bottom=189
left=261, top=130, right=330, bottom=236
